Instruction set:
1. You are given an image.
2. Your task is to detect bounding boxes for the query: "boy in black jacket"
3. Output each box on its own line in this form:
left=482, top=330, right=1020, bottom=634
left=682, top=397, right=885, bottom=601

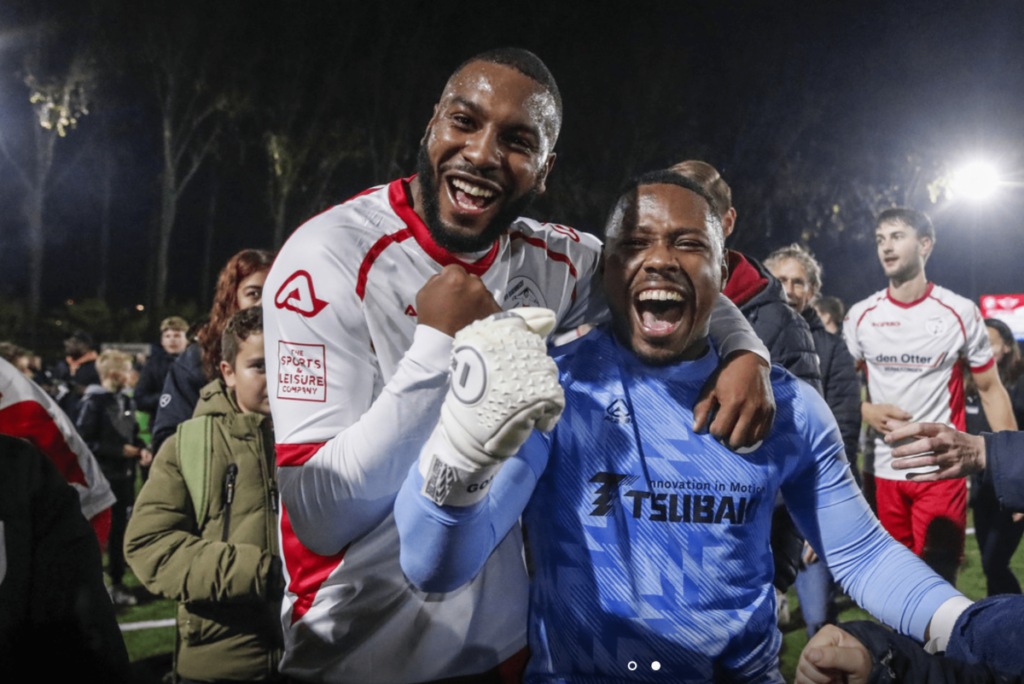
left=76, top=349, right=152, bottom=605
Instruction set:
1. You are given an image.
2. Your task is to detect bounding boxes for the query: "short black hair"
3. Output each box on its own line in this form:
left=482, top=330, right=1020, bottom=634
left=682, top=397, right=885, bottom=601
left=456, top=47, right=562, bottom=131
left=605, top=169, right=725, bottom=257
left=876, top=207, right=935, bottom=243
left=221, top=307, right=263, bottom=369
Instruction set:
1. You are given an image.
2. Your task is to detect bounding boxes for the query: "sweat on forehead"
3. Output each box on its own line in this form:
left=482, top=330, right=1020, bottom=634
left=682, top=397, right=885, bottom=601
left=445, top=53, right=562, bottom=138
left=604, top=172, right=724, bottom=252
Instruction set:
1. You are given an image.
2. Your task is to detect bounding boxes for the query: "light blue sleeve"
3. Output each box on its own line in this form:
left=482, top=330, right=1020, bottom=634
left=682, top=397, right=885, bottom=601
left=780, top=379, right=963, bottom=641
left=395, top=430, right=551, bottom=593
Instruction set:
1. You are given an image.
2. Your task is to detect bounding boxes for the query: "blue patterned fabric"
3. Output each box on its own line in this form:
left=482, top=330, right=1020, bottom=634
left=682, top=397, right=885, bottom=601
left=396, top=326, right=961, bottom=683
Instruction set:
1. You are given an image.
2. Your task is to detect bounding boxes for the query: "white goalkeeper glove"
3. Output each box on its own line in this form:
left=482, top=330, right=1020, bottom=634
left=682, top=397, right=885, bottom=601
left=420, top=307, right=565, bottom=507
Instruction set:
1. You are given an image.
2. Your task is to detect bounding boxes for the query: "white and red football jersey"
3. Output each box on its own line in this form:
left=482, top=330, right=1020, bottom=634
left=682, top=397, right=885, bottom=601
left=844, top=283, right=993, bottom=480
left=0, top=357, right=115, bottom=520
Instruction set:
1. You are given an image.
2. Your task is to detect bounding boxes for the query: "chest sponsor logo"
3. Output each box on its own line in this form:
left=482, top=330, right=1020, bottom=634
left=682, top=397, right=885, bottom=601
left=277, top=341, right=327, bottom=402
left=589, top=471, right=761, bottom=524
left=604, top=398, right=631, bottom=424
left=503, top=276, right=545, bottom=309
left=275, top=271, right=328, bottom=317
left=872, top=351, right=945, bottom=371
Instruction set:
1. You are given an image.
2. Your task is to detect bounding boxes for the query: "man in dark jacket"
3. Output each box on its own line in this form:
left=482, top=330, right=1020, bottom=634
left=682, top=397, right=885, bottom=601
left=135, top=316, right=190, bottom=419
left=672, top=161, right=821, bottom=619
left=767, top=243, right=863, bottom=638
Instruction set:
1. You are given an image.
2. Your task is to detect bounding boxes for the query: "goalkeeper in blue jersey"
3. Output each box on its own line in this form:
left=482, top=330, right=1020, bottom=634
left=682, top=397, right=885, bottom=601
left=394, top=170, right=972, bottom=683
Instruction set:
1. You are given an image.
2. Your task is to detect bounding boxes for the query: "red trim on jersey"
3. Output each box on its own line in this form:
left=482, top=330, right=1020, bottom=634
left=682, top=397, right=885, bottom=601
left=355, top=227, right=414, bottom=300
left=886, top=282, right=935, bottom=309
left=508, top=230, right=580, bottom=302
left=948, top=360, right=966, bottom=431
left=928, top=291, right=968, bottom=341
left=272, top=184, right=389, bottom=274
left=389, top=177, right=499, bottom=276
left=971, top=357, right=996, bottom=374
left=276, top=442, right=326, bottom=467
left=281, top=504, right=348, bottom=624
left=855, top=301, right=882, bottom=329
left=0, top=401, right=88, bottom=486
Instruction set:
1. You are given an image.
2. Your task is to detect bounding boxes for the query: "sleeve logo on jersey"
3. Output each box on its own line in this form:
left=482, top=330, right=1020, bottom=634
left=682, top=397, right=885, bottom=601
left=277, top=342, right=327, bottom=402
left=546, top=223, right=581, bottom=242
left=275, top=271, right=328, bottom=317
left=503, top=276, right=545, bottom=309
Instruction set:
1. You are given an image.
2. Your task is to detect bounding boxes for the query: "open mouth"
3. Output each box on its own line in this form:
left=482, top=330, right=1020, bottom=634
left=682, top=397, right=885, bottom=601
left=635, top=288, right=686, bottom=336
left=447, top=176, right=499, bottom=214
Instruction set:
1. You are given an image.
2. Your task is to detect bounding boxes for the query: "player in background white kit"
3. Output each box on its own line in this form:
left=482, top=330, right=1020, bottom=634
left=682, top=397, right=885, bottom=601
left=262, top=48, right=776, bottom=684
left=845, top=207, right=1017, bottom=583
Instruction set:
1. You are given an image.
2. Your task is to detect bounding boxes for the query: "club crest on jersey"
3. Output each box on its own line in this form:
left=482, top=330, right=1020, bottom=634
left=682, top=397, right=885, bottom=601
left=604, top=398, right=631, bottom=424
left=926, top=317, right=945, bottom=336
left=275, top=271, right=328, bottom=317
left=503, top=276, right=545, bottom=309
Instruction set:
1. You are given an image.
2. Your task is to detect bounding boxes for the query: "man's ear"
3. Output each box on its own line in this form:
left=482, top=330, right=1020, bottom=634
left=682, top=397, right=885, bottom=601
left=722, top=207, right=737, bottom=239
left=220, top=359, right=236, bottom=388
left=534, top=153, right=557, bottom=195
left=919, top=235, right=934, bottom=260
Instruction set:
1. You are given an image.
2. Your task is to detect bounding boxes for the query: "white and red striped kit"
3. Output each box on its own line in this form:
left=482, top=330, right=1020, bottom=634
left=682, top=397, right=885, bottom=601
left=843, top=283, right=994, bottom=480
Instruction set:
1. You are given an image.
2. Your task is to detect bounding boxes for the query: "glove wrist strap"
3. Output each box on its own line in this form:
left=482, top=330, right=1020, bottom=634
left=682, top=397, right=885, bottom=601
left=419, top=429, right=503, bottom=507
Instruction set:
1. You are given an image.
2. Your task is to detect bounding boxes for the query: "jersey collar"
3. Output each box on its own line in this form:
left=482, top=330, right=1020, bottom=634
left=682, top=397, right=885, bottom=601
left=886, top=281, right=934, bottom=309
left=389, top=176, right=500, bottom=277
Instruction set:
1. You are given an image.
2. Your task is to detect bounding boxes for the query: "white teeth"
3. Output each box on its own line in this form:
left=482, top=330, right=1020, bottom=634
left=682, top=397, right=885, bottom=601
left=452, top=178, right=496, bottom=198
left=638, top=290, right=683, bottom=302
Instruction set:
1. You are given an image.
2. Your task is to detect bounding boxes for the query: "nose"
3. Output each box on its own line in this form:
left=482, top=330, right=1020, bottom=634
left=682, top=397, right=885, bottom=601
left=461, top=126, right=500, bottom=170
left=642, top=241, right=678, bottom=273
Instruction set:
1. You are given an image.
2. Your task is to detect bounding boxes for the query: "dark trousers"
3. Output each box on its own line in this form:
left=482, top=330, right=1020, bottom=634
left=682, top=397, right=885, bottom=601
left=107, top=475, right=135, bottom=584
left=973, top=473, right=1024, bottom=595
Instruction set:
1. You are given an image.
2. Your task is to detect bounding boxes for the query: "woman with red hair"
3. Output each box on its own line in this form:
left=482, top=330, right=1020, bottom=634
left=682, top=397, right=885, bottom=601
left=151, top=249, right=274, bottom=453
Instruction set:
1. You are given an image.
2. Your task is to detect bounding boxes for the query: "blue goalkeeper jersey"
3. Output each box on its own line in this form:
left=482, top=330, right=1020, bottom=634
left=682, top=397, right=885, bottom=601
left=396, top=326, right=961, bottom=683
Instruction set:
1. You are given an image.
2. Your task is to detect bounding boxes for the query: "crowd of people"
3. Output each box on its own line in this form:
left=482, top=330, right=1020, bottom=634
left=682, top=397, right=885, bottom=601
left=1, top=47, right=1023, bottom=683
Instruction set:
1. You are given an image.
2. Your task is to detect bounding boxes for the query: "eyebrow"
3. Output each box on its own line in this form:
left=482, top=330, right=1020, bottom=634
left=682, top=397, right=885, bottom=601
left=449, top=96, right=542, bottom=139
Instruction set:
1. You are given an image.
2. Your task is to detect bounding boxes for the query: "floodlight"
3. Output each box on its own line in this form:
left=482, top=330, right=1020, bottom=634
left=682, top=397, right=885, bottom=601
left=952, top=161, right=1000, bottom=201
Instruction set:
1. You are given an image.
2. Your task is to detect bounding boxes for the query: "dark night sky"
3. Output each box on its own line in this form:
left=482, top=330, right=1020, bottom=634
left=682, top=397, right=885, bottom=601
left=1, top=0, right=1023, bottom=332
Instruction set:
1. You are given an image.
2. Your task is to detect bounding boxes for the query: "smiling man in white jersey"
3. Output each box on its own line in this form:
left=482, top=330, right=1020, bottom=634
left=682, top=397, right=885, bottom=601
left=263, top=48, right=777, bottom=684
left=844, top=207, right=1017, bottom=583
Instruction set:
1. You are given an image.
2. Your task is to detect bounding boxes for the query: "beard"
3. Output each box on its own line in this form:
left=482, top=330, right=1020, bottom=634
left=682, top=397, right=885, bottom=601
left=416, top=142, right=539, bottom=253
